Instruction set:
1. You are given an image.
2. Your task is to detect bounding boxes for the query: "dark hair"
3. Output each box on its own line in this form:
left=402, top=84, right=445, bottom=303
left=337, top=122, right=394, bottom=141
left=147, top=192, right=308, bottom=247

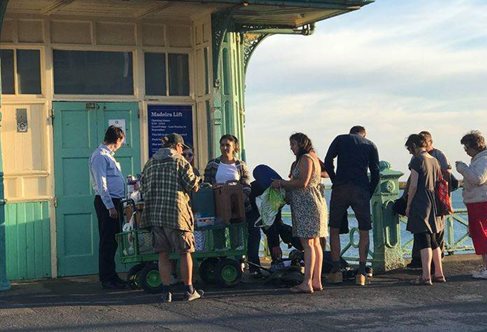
left=161, top=133, right=187, bottom=149
left=405, top=134, right=427, bottom=150
left=289, top=132, right=313, bottom=161
left=350, top=125, right=366, bottom=135
left=461, top=130, right=486, bottom=151
left=104, top=125, right=125, bottom=144
left=220, top=134, right=240, bottom=154
left=419, top=131, right=432, bottom=144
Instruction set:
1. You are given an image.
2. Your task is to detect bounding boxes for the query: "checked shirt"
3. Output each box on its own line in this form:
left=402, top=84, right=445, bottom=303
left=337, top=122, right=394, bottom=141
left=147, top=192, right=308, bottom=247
left=141, top=148, right=200, bottom=231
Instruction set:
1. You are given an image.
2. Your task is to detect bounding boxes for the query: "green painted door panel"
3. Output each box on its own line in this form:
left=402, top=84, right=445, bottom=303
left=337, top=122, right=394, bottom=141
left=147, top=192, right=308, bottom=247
left=100, top=102, right=141, bottom=179
left=5, top=202, right=51, bottom=280
left=54, top=102, right=140, bottom=277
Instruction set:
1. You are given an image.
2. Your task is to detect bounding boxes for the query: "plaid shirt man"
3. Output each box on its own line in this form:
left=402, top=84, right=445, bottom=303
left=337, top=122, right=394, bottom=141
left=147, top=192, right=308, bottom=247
left=141, top=147, right=200, bottom=231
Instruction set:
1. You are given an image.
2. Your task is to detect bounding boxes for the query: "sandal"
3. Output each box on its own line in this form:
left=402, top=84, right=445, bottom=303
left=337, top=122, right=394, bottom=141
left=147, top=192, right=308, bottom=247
left=410, top=276, right=433, bottom=286
left=289, top=285, right=314, bottom=294
left=313, top=286, right=324, bottom=292
left=432, top=275, right=446, bottom=283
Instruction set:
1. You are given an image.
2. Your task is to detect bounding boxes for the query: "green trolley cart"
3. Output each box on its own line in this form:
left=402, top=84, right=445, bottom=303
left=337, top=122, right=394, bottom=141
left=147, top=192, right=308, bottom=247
left=117, top=222, right=248, bottom=293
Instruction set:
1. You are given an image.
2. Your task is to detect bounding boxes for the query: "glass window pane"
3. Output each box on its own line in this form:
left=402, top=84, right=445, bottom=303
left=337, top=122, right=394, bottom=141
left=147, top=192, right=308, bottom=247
left=144, top=52, right=166, bottom=96
left=53, top=50, right=133, bottom=95
left=17, top=50, right=41, bottom=94
left=0, top=49, right=15, bottom=94
left=168, top=53, right=189, bottom=96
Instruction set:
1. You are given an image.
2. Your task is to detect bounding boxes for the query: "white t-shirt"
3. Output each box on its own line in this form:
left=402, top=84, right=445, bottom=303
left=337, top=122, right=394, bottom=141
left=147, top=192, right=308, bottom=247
left=215, top=163, right=240, bottom=184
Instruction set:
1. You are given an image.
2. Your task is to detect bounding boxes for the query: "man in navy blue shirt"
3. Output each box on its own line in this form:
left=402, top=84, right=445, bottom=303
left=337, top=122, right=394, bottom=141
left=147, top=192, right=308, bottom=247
left=324, top=126, right=380, bottom=286
left=90, top=126, right=126, bottom=290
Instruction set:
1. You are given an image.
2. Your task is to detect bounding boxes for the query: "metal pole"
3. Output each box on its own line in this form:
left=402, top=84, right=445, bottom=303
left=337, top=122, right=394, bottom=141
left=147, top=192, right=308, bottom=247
left=0, top=0, right=11, bottom=291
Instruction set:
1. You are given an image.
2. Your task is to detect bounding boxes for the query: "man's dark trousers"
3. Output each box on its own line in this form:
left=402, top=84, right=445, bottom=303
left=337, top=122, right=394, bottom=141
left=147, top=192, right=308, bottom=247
left=94, top=195, right=121, bottom=282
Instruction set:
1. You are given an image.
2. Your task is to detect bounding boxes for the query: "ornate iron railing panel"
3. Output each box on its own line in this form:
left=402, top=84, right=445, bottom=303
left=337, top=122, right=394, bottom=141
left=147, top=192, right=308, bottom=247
left=267, top=208, right=473, bottom=263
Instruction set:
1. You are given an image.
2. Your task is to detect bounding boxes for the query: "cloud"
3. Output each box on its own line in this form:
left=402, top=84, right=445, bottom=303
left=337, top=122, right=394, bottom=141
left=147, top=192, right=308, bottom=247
left=244, top=0, right=487, bottom=180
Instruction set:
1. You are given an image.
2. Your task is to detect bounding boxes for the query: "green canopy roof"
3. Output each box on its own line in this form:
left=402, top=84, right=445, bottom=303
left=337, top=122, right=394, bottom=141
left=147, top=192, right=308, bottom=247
left=181, top=0, right=373, bottom=27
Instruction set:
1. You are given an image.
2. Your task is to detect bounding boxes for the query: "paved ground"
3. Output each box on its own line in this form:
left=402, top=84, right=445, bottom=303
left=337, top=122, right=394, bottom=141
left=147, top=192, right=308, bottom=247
left=1, top=254, right=486, bottom=332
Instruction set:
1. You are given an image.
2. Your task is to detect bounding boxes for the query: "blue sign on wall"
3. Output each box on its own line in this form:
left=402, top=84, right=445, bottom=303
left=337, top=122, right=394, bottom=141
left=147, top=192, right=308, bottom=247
left=148, top=105, right=193, bottom=157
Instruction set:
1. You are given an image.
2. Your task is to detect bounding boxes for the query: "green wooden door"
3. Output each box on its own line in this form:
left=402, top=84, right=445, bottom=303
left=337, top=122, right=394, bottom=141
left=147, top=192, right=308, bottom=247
left=53, top=102, right=140, bottom=277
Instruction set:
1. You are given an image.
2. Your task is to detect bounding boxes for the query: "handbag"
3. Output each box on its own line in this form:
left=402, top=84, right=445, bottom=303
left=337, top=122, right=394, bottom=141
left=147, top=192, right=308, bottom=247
left=392, top=196, right=407, bottom=216
left=436, top=172, right=453, bottom=216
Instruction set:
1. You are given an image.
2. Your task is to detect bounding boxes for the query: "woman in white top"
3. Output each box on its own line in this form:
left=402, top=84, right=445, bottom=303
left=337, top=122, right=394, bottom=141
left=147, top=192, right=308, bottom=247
left=204, top=134, right=251, bottom=194
left=455, top=130, right=487, bottom=279
left=204, top=135, right=260, bottom=273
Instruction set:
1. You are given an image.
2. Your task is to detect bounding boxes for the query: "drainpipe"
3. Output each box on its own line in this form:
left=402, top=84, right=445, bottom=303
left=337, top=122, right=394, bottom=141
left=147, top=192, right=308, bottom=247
left=0, top=0, right=10, bottom=291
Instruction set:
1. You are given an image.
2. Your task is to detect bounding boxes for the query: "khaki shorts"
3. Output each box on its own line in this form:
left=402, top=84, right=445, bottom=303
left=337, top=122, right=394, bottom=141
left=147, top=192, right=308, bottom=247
left=152, top=226, right=195, bottom=254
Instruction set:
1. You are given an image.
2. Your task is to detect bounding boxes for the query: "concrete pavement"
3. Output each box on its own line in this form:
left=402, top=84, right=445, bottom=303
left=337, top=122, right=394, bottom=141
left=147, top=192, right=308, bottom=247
left=0, top=254, right=486, bottom=331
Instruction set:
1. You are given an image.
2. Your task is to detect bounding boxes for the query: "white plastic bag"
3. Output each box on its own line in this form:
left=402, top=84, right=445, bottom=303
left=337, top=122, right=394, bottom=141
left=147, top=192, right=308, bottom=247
left=255, top=187, right=286, bottom=229
left=122, top=212, right=135, bottom=232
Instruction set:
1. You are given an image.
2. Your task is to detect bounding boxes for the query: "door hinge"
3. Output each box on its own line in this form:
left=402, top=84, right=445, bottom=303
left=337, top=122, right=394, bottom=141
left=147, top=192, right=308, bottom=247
left=53, top=196, right=58, bottom=208
left=49, top=108, right=55, bottom=125
left=137, top=109, right=141, bottom=119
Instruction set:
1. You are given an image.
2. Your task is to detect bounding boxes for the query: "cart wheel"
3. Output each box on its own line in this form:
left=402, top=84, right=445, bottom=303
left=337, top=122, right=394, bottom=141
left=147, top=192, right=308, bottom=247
left=199, top=258, right=219, bottom=284
left=127, top=263, right=145, bottom=290
left=139, top=262, right=163, bottom=294
left=216, top=258, right=242, bottom=287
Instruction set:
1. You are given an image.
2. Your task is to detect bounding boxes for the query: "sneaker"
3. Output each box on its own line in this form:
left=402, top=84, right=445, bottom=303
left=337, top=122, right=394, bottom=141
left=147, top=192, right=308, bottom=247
left=160, top=292, right=172, bottom=303
left=472, top=266, right=487, bottom=279
left=326, top=271, right=343, bottom=284
left=355, top=273, right=370, bottom=286
left=470, top=265, right=485, bottom=275
left=184, top=289, right=204, bottom=302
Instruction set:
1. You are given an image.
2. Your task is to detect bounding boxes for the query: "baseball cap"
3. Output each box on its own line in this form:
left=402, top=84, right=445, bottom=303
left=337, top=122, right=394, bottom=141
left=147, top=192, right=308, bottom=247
left=162, top=133, right=189, bottom=149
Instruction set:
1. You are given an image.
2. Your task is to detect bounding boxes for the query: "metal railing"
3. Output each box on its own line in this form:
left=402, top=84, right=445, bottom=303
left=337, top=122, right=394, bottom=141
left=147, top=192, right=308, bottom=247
left=399, top=209, right=473, bottom=256
left=265, top=208, right=473, bottom=263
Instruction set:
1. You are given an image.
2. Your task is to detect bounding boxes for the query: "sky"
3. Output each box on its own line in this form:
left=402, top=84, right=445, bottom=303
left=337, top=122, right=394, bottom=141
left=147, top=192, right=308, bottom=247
left=244, top=0, right=487, bottom=181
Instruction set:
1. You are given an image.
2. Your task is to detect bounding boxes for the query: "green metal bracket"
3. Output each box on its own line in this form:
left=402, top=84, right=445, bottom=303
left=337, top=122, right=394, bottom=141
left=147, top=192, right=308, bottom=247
left=0, top=0, right=10, bottom=291
left=240, top=24, right=314, bottom=73
left=241, top=32, right=269, bottom=74
left=371, top=161, right=405, bottom=273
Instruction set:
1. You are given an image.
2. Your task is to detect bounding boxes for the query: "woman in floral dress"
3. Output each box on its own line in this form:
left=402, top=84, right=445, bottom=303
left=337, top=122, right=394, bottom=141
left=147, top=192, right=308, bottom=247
left=272, top=133, right=327, bottom=293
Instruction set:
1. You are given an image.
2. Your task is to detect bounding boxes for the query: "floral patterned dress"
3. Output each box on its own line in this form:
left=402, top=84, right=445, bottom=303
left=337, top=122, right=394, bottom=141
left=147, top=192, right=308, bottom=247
left=289, top=154, right=328, bottom=238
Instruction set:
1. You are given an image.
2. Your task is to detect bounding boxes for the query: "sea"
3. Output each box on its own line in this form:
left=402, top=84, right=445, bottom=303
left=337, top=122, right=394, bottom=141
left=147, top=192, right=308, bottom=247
left=273, top=189, right=472, bottom=259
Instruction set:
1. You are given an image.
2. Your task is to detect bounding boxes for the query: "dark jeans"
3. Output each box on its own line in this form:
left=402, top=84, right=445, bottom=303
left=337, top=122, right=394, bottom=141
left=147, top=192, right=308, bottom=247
left=246, top=210, right=261, bottom=272
left=94, top=195, right=121, bottom=282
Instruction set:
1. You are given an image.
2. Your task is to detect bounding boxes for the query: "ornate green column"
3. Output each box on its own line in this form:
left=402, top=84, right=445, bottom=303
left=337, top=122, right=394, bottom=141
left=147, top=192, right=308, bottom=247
left=0, top=0, right=10, bottom=291
left=371, top=161, right=404, bottom=273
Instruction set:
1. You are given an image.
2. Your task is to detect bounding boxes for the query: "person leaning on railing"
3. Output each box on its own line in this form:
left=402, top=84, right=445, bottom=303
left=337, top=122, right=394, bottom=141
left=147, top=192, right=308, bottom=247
left=455, top=130, right=487, bottom=280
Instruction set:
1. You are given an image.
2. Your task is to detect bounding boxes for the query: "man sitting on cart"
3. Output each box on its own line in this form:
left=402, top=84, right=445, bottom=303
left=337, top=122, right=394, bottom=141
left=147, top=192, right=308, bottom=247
left=141, top=133, right=202, bottom=303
